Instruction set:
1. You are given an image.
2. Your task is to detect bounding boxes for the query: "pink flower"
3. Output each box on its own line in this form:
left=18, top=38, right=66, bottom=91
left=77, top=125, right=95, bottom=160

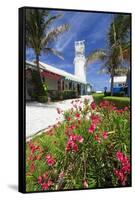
left=91, top=114, right=101, bottom=125
left=94, top=135, right=101, bottom=143
left=67, top=117, right=71, bottom=122
left=41, top=180, right=53, bottom=190
left=114, top=151, right=130, bottom=186
left=65, top=140, right=72, bottom=152
left=121, top=163, right=130, bottom=173
left=38, top=176, right=42, bottom=184
left=69, top=134, right=78, bottom=141
left=72, top=142, right=78, bottom=152
left=28, top=142, right=40, bottom=153
left=70, top=124, right=76, bottom=130
left=124, top=107, right=129, bottom=111
left=75, top=113, right=80, bottom=119
left=100, top=100, right=110, bottom=108
left=112, top=106, right=117, bottom=110
left=43, top=172, right=48, bottom=180
left=66, top=133, right=83, bottom=152
left=28, top=154, right=33, bottom=161
left=41, top=182, right=49, bottom=190
left=114, top=169, right=125, bottom=182
left=90, top=102, right=96, bottom=110
left=59, top=171, right=64, bottom=178
left=83, top=180, right=88, bottom=188
left=116, top=151, right=124, bottom=162
left=116, top=109, right=124, bottom=114
left=45, top=154, right=55, bottom=166
left=66, top=140, right=78, bottom=152
left=69, top=134, right=84, bottom=143
left=88, top=123, right=96, bottom=133
left=47, top=180, right=53, bottom=186
left=77, top=135, right=84, bottom=143
left=102, top=131, right=108, bottom=139
left=29, top=163, right=35, bottom=172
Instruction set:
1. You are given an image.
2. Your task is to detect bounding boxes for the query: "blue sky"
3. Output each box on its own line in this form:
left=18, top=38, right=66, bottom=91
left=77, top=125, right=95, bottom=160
left=26, top=10, right=116, bottom=91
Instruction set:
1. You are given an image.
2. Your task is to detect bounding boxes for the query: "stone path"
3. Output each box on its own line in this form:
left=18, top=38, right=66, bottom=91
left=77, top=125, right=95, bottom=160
left=26, top=95, right=93, bottom=139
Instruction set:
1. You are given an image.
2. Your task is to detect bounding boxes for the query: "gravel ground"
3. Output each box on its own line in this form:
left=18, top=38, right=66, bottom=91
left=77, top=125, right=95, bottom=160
left=26, top=95, right=93, bottom=139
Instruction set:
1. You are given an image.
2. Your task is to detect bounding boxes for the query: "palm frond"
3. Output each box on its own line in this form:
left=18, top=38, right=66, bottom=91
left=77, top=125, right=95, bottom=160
left=114, top=67, right=128, bottom=75
left=26, top=9, right=69, bottom=60
left=43, top=14, right=62, bottom=31
left=43, top=48, right=64, bottom=60
left=122, top=42, right=131, bottom=61
left=86, top=50, right=107, bottom=65
left=41, top=24, right=70, bottom=47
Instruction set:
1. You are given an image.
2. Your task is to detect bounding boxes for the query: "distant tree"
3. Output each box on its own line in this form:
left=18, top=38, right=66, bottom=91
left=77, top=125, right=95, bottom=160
left=26, top=9, right=69, bottom=94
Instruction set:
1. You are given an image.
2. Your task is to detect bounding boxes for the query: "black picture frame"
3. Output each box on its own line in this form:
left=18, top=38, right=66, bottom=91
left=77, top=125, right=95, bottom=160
left=19, top=6, right=132, bottom=193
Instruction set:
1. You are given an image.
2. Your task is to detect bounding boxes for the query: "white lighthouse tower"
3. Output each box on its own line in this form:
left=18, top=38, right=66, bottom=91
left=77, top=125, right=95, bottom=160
left=74, top=40, right=86, bottom=82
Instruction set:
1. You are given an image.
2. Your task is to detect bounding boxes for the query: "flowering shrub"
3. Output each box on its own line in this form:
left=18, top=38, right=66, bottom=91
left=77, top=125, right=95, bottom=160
left=26, top=99, right=131, bottom=192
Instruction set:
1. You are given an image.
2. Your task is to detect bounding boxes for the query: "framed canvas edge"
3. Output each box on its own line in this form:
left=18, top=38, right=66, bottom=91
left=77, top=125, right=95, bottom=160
left=18, top=6, right=132, bottom=193
left=19, top=7, right=26, bottom=193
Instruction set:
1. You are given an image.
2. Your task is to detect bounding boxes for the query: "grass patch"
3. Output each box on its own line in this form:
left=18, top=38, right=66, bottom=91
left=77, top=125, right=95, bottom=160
left=92, top=93, right=130, bottom=108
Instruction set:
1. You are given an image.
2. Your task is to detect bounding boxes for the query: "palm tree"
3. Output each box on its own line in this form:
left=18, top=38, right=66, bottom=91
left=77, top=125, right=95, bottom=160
left=86, top=46, right=122, bottom=96
left=26, top=9, right=69, bottom=95
left=108, top=14, right=131, bottom=64
left=86, top=14, right=131, bottom=96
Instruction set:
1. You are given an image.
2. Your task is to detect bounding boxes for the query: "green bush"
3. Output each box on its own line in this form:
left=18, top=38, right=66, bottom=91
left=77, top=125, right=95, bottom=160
left=62, top=90, right=78, bottom=99
left=92, top=93, right=104, bottom=104
left=47, top=90, right=60, bottom=101
left=92, top=93, right=130, bottom=108
left=37, top=95, right=48, bottom=103
left=26, top=99, right=131, bottom=192
left=47, top=90, right=78, bottom=101
left=104, top=96, right=130, bottom=108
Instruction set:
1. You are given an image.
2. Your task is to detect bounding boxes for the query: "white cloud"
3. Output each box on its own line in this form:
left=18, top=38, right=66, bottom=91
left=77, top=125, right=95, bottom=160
left=53, top=12, right=97, bottom=52
left=54, top=33, right=76, bottom=52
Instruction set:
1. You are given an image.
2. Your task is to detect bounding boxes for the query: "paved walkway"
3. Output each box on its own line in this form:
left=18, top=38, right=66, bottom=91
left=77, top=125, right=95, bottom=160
left=26, top=95, right=93, bottom=138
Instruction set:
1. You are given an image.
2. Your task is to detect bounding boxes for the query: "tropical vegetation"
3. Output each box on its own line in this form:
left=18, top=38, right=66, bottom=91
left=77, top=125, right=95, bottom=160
left=86, top=14, right=131, bottom=95
left=25, top=11, right=131, bottom=192
left=26, top=99, right=131, bottom=192
left=26, top=9, right=69, bottom=96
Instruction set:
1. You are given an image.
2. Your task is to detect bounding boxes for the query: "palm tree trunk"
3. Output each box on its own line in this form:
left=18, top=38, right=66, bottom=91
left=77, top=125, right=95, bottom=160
left=110, top=69, right=114, bottom=96
left=36, top=54, right=42, bottom=82
left=36, top=53, right=44, bottom=95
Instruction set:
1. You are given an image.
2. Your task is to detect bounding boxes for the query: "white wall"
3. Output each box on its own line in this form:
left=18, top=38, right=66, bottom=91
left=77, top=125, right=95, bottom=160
left=74, top=56, right=86, bottom=82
